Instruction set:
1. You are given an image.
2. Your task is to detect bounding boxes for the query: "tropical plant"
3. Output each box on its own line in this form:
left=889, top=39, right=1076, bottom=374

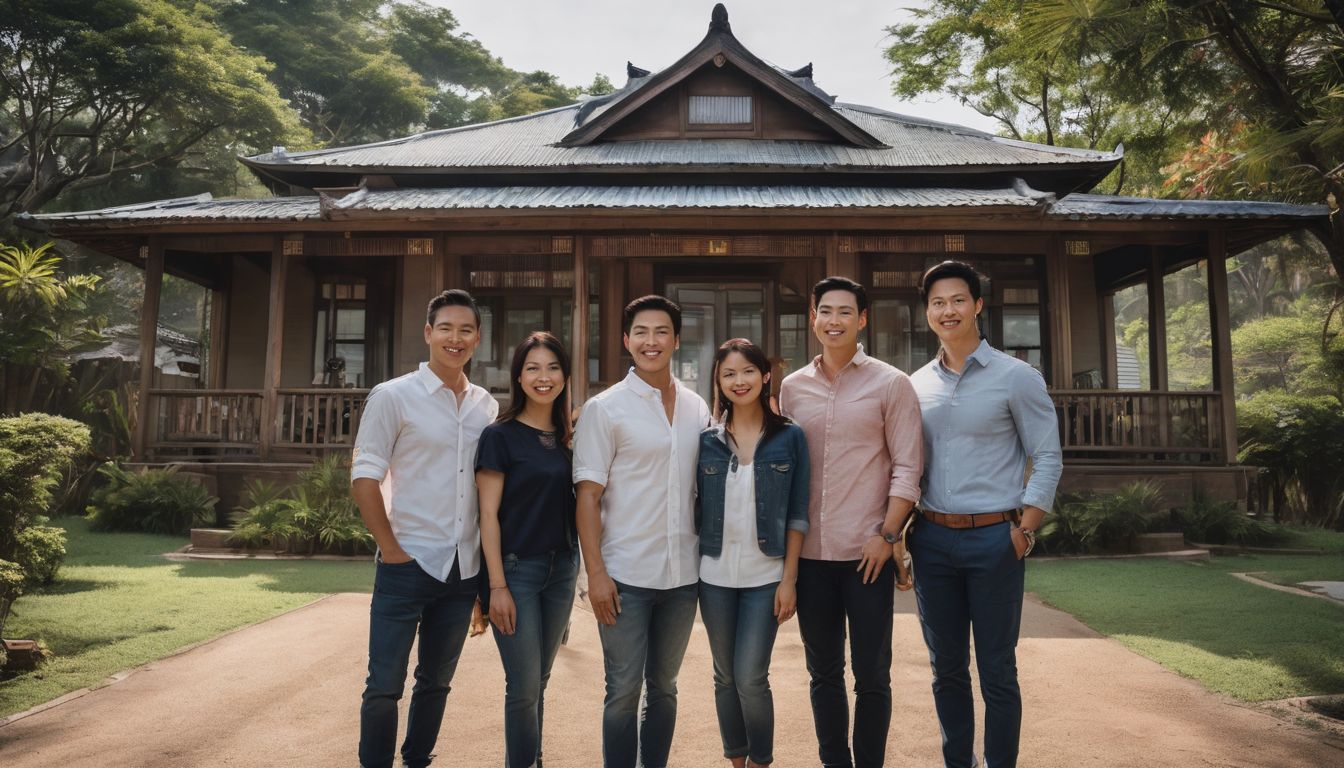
left=229, top=455, right=373, bottom=555
left=1238, top=392, right=1344, bottom=527
left=1038, top=481, right=1171, bottom=554
left=0, top=413, right=88, bottom=645
left=1173, top=493, right=1284, bottom=546
left=86, top=463, right=218, bottom=535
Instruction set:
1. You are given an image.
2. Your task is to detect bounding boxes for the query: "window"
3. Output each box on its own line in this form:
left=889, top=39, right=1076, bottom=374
left=688, top=95, right=752, bottom=124
left=465, top=253, right=576, bottom=396
left=313, top=280, right=367, bottom=387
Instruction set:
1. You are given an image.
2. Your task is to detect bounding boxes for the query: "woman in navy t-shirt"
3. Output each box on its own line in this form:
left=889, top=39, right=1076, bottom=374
left=476, top=331, right=578, bottom=768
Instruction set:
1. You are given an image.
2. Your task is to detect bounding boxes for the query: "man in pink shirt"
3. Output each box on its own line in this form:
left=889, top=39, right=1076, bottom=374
left=778, top=276, right=923, bottom=768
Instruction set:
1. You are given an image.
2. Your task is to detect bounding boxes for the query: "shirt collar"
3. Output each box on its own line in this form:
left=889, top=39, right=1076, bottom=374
left=935, top=338, right=995, bottom=375
left=623, top=367, right=678, bottom=398
left=808, top=343, right=869, bottom=375
left=416, top=362, right=476, bottom=398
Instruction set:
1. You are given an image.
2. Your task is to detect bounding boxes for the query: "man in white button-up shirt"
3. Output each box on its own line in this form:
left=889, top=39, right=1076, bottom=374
left=351, top=289, right=498, bottom=768
left=574, top=295, right=711, bottom=768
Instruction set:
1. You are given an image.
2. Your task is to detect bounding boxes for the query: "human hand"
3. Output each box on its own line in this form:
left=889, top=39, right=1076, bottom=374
left=379, top=549, right=413, bottom=565
left=774, top=579, right=797, bottom=624
left=1010, top=526, right=1028, bottom=560
left=588, top=571, right=621, bottom=625
left=857, top=535, right=892, bottom=584
left=893, top=540, right=914, bottom=591
left=489, top=587, right=517, bottom=635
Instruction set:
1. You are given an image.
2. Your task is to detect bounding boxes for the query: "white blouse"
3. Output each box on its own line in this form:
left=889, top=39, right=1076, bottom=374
left=699, top=461, right=785, bottom=589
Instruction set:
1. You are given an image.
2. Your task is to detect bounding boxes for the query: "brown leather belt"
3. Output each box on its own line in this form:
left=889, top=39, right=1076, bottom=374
left=920, top=508, right=1019, bottom=529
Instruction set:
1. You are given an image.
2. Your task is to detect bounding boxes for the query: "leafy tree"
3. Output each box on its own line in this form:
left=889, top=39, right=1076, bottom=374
left=0, top=0, right=301, bottom=223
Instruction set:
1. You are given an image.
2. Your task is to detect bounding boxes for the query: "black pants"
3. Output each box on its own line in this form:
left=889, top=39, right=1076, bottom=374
left=795, top=557, right=896, bottom=768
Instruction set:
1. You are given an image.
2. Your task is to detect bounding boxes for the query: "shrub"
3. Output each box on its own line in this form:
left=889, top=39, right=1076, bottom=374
left=1173, top=495, right=1285, bottom=546
left=87, top=464, right=218, bottom=535
left=0, top=413, right=89, bottom=644
left=229, top=455, right=372, bottom=555
left=1238, top=392, right=1344, bottom=526
left=1038, top=481, right=1168, bottom=555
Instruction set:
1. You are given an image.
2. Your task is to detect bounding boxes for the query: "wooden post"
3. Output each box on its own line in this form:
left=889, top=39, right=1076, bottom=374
left=1206, top=229, right=1238, bottom=463
left=599, top=257, right=624, bottom=384
left=1100, top=292, right=1118, bottom=389
left=571, top=236, right=589, bottom=405
left=1147, top=247, right=1170, bottom=451
left=208, top=285, right=229, bottom=389
left=1046, top=237, right=1073, bottom=389
left=259, top=239, right=289, bottom=460
left=133, top=238, right=164, bottom=461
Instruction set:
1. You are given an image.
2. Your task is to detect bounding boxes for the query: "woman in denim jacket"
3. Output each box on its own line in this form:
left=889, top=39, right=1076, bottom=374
left=696, top=338, right=810, bottom=768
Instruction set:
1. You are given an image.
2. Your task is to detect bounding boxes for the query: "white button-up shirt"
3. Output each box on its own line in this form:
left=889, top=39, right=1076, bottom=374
left=699, top=462, right=784, bottom=589
left=573, top=369, right=710, bottom=589
left=351, top=363, right=498, bottom=582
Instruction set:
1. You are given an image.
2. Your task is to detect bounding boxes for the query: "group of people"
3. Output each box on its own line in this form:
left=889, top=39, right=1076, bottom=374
left=350, top=259, right=1064, bottom=768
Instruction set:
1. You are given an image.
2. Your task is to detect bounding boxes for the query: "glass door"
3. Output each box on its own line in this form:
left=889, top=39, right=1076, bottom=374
left=666, top=282, right=768, bottom=403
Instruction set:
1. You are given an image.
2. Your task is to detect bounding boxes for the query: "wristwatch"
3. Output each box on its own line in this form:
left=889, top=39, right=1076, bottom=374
left=1018, top=526, right=1037, bottom=557
left=882, top=531, right=901, bottom=544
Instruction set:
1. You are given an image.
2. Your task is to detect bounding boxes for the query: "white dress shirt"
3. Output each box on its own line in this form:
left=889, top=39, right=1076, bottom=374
left=699, top=462, right=785, bottom=589
left=351, top=363, right=498, bottom=582
left=573, top=368, right=710, bottom=589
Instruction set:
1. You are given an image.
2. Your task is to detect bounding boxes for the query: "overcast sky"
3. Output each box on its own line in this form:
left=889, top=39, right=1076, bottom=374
left=433, top=0, right=1000, bottom=133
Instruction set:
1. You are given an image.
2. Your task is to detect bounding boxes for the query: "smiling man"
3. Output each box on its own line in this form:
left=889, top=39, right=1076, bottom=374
left=573, top=295, right=712, bottom=768
left=350, top=288, right=498, bottom=768
left=778, top=276, right=923, bottom=768
left=908, top=261, right=1062, bottom=768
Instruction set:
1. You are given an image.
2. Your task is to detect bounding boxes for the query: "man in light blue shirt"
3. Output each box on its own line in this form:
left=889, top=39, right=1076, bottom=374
left=907, top=260, right=1062, bottom=768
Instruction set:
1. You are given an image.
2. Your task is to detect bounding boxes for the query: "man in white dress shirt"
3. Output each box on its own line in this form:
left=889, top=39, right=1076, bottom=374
left=351, top=289, right=499, bottom=768
left=573, top=295, right=712, bottom=768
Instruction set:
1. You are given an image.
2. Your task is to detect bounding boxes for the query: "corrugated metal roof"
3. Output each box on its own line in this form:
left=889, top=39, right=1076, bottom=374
left=330, top=185, right=1039, bottom=211
left=27, top=193, right=320, bottom=223
left=21, top=188, right=1328, bottom=226
left=245, top=103, right=1119, bottom=172
left=1049, top=194, right=1327, bottom=219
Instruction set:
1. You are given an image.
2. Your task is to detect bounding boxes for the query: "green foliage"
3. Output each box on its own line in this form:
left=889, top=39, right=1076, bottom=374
left=1238, top=391, right=1344, bottom=526
left=229, top=455, right=372, bottom=555
left=0, top=412, right=89, bottom=639
left=0, top=0, right=302, bottom=219
left=1172, top=495, right=1283, bottom=546
left=86, top=464, right=218, bottom=535
left=1040, top=481, right=1169, bottom=554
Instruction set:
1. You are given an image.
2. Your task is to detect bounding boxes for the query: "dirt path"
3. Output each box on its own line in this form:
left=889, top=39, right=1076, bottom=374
left=1, top=590, right=1339, bottom=767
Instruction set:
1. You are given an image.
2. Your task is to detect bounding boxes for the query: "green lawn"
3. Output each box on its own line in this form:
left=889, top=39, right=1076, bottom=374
left=1027, top=549, right=1344, bottom=702
left=1, top=517, right=374, bottom=717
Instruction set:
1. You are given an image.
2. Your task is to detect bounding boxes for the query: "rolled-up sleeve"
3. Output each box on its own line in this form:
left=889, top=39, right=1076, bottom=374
left=572, top=399, right=614, bottom=487
left=883, top=374, right=924, bottom=504
left=786, top=426, right=811, bottom=533
left=351, top=386, right=395, bottom=482
left=1011, top=365, right=1063, bottom=512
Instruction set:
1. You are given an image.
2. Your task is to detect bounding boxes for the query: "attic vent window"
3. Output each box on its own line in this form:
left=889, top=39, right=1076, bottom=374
left=689, top=95, right=752, bottom=125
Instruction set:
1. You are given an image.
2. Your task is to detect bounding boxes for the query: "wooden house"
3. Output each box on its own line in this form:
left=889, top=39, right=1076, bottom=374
left=21, top=5, right=1329, bottom=507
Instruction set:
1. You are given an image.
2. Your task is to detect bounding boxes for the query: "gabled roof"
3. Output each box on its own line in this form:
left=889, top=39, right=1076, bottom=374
left=558, top=4, right=885, bottom=149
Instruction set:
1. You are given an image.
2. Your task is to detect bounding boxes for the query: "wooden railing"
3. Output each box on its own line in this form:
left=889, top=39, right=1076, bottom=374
left=1051, top=390, right=1224, bottom=462
left=148, top=389, right=263, bottom=458
left=274, top=388, right=370, bottom=450
left=146, top=388, right=370, bottom=459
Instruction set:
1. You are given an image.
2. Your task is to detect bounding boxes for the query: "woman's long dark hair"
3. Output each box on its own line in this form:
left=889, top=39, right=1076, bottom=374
left=498, top=331, right=572, bottom=449
left=712, top=338, right=789, bottom=442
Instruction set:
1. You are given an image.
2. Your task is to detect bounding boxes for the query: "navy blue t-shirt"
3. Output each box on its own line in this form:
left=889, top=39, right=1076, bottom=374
left=475, top=418, right=576, bottom=557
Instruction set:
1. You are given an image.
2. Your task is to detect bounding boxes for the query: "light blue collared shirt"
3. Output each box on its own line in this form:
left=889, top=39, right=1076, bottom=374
left=910, top=339, right=1063, bottom=515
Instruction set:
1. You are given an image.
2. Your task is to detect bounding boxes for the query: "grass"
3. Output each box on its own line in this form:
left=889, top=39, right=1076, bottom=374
left=0, top=517, right=374, bottom=717
left=1027, top=551, right=1344, bottom=703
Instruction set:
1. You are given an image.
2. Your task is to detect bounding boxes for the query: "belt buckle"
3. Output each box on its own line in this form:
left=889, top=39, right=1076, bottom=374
left=947, top=514, right=972, bottom=529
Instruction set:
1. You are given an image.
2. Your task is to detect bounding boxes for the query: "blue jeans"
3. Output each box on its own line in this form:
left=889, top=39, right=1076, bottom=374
left=359, top=557, right=479, bottom=768
left=910, top=520, right=1025, bottom=768
left=795, top=558, right=895, bottom=768
left=492, top=550, right=579, bottom=768
left=698, top=581, right=781, bottom=765
left=596, top=580, right=699, bottom=768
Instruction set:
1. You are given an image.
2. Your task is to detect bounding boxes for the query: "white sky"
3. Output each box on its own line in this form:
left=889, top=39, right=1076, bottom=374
left=433, top=0, right=1000, bottom=133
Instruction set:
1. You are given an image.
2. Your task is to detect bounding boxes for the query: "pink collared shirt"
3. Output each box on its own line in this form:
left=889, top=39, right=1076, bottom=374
left=779, top=346, right=923, bottom=561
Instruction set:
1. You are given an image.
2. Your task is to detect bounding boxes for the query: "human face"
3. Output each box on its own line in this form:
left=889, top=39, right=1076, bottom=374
left=519, top=345, right=564, bottom=406
left=812, top=289, right=867, bottom=351
left=424, top=304, right=480, bottom=373
left=717, top=350, right=768, bottom=410
left=623, top=309, right=678, bottom=376
left=925, top=277, right=983, bottom=348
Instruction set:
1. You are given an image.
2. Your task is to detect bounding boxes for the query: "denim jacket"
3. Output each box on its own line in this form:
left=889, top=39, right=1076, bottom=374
left=695, top=422, right=810, bottom=558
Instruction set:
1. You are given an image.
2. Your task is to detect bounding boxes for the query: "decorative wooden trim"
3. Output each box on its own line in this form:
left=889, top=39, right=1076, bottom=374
left=282, top=238, right=304, bottom=256
left=1065, top=239, right=1091, bottom=256
left=943, top=234, right=966, bottom=253
left=588, top=234, right=814, bottom=258
left=551, top=235, right=574, bottom=254
left=303, top=236, right=417, bottom=256
left=407, top=238, right=434, bottom=256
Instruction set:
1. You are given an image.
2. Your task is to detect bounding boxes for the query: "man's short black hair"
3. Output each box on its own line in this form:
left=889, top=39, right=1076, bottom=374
left=811, top=276, right=868, bottom=314
left=427, top=288, right=481, bottom=327
left=622, top=295, right=682, bottom=336
left=920, top=260, right=983, bottom=306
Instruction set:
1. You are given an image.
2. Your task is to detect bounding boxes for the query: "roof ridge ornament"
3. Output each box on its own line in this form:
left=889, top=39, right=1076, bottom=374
left=787, top=63, right=813, bottom=79
left=709, top=3, right=730, bottom=33
left=627, top=62, right=650, bottom=78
